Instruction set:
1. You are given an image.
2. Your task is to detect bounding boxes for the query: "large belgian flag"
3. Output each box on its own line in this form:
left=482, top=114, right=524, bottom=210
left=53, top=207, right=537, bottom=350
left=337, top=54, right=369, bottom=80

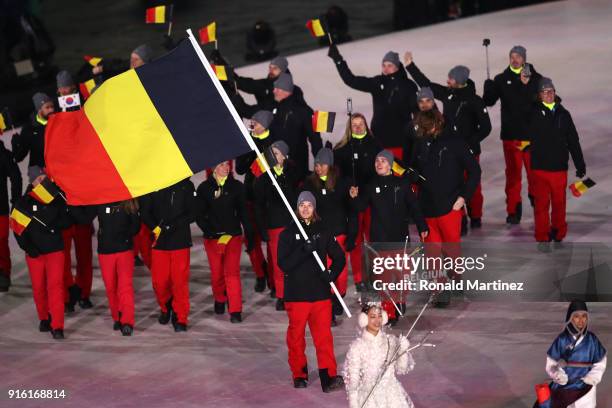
left=45, top=38, right=252, bottom=205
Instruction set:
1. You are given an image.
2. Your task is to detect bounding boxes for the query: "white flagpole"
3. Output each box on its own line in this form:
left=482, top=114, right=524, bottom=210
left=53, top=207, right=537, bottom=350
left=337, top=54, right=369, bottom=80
left=186, top=29, right=352, bottom=318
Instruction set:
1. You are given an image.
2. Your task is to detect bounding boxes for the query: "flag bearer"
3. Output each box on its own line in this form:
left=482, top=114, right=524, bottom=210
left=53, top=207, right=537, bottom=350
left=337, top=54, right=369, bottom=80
left=278, top=191, right=346, bottom=392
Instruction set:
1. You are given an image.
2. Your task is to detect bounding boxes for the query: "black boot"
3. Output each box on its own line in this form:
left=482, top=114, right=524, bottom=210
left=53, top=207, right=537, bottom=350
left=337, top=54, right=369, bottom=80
left=173, top=322, right=187, bottom=332
left=254, top=277, right=266, bottom=293
left=113, top=321, right=121, bottom=331
left=67, top=284, right=81, bottom=311
left=516, top=202, right=523, bottom=222
left=293, top=378, right=308, bottom=388
left=121, top=324, right=133, bottom=336
left=461, top=215, right=468, bottom=236
left=214, top=301, right=226, bottom=315
left=51, top=329, right=65, bottom=340
left=39, top=319, right=51, bottom=332
left=269, top=288, right=276, bottom=299
left=158, top=300, right=172, bottom=325
left=78, top=298, right=93, bottom=309
left=320, top=369, right=344, bottom=393
left=0, top=273, right=10, bottom=292
left=470, top=218, right=482, bottom=229
left=230, top=312, right=242, bottom=323
left=275, top=298, right=285, bottom=311
left=528, top=194, right=535, bottom=208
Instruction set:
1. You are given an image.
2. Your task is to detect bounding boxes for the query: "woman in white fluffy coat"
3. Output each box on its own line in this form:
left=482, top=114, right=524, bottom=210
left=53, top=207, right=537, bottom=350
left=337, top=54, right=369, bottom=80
left=343, top=303, right=415, bottom=408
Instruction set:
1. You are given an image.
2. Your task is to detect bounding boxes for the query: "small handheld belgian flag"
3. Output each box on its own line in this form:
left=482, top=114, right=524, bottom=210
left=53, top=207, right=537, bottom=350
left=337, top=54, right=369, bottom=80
left=199, top=22, right=217, bottom=44
left=306, top=19, right=326, bottom=38
left=210, top=64, right=228, bottom=81
left=145, top=5, right=170, bottom=24
left=569, top=178, right=596, bottom=198
left=250, top=157, right=267, bottom=178
left=516, top=140, right=530, bottom=151
left=312, top=111, right=336, bottom=133
left=9, top=207, right=32, bottom=236
left=392, top=162, right=406, bottom=177
left=84, top=55, right=102, bottom=67
left=79, top=79, right=97, bottom=100
left=29, top=178, right=61, bottom=204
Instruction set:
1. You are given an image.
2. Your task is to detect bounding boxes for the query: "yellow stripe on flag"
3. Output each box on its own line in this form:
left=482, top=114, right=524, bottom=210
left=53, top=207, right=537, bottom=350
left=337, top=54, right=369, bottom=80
left=207, top=22, right=216, bottom=42
left=516, top=141, right=530, bottom=151
left=86, top=56, right=102, bottom=67
left=307, top=19, right=325, bottom=37
left=155, top=6, right=166, bottom=23
left=11, top=208, right=31, bottom=227
left=84, top=70, right=192, bottom=198
left=218, top=234, right=232, bottom=245
left=31, top=183, right=55, bottom=204
left=212, top=65, right=227, bottom=81
left=315, top=111, right=328, bottom=133
left=0, top=113, right=5, bottom=132
left=392, top=162, right=405, bottom=176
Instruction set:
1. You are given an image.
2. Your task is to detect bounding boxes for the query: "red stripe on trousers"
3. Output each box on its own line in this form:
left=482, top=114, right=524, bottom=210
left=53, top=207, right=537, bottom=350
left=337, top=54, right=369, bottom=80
left=204, top=236, right=243, bottom=313
left=464, top=154, right=483, bottom=219
left=503, top=140, right=534, bottom=215
left=63, top=224, right=93, bottom=300
left=44, top=111, right=131, bottom=205
left=285, top=300, right=337, bottom=380
left=98, top=250, right=135, bottom=325
left=327, top=234, right=348, bottom=296
left=0, top=216, right=10, bottom=275
left=26, top=251, right=65, bottom=330
left=151, top=248, right=190, bottom=324
left=245, top=202, right=266, bottom=279
left=133, top=223, right=152, bottom=269
left=267, top=227, right=284, bottom=298
left=532, top=170, right=567, bottom=242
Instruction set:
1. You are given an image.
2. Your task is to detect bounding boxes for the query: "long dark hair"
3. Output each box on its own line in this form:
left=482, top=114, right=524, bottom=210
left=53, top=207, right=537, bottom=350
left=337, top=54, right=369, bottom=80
left=414, top=110, right=445, bottom=139
left=120, top=199, right=139, bottom=214
left=305, top=165, right=338, bottom=191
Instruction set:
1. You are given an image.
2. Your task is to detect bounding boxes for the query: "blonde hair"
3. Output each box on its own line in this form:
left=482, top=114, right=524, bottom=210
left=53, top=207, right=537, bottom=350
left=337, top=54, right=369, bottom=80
left=334, top=113, right=373, bottom=150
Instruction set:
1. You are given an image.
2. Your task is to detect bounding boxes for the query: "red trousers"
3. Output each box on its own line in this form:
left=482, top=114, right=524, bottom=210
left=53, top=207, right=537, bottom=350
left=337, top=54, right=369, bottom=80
left=285, top=300, right=337, bottom=380
left=0, top=216, right=10, bottom=276
left=348, top=208, right=371, bottom=285
left=133, top=223, right=152, bottom=269
left=532, top=170, right=568, bottom=242
left=267, top=227, right=284, bottom=298
left=98, top=251, right=135, bottom=326
left=151, top=248, right=190, bottom=324
left=465, top=154, right=483, bottom=219
left=204, top=236, right=243, bottom=313
left=328, top=235, right=348, bottom=296
left=63, top=224, right=93, bottom=300
left=503, top=140, right=534, bottom=215
left=245, top=202, right=267, bottom=279
left=425, top=209, right=463, bottom=244
left=26, top=251, right=65, bottom=330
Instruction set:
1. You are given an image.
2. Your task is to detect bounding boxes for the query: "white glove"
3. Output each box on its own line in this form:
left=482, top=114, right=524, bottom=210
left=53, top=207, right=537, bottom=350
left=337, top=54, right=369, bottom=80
left=582, top=375, right=598, bottom=386
left=553, top=369, right=568, bottom=385
left=399, top=335, right=410, bottom=352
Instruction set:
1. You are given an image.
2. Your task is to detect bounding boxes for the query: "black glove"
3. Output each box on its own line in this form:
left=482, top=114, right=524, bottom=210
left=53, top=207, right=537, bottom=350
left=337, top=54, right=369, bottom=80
left=328, top=44, right=342, bottom=63
left=303, top=240, right=314, bottom=253
left=162, top=34, right=175, bottom=51
left=576, top=169, right=586, bottom=179
left=484, top=78, right=495, bottom=90
left=319, top=269, right=333, bottom=283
